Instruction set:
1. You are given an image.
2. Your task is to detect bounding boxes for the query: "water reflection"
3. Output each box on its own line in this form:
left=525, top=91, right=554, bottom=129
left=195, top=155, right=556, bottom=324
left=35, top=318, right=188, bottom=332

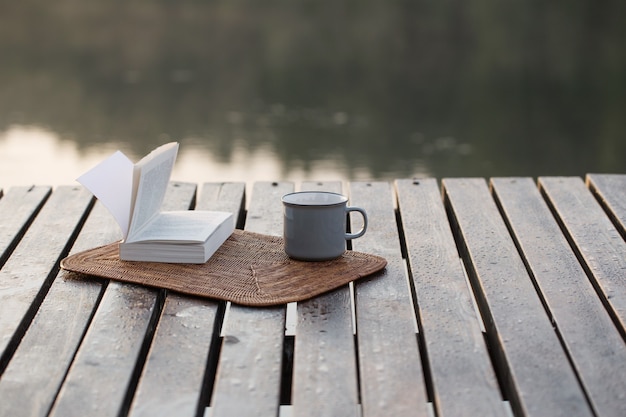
left=0, top=126, right=357, bottom=186
left=1, top=0, right=625, bottom=187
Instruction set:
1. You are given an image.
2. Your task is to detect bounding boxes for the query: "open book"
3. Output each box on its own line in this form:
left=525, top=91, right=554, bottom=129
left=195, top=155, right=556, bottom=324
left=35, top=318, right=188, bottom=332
left=77, top=142, right=234, bottom=263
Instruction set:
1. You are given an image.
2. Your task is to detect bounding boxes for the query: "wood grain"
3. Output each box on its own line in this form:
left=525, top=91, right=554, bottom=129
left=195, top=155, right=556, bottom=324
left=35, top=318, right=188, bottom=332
left=396, top=178, right=504, bottom=417
left=0, top=186, right=51, bottom=267
left=586, top=173, right=626, bottom=238
left=48, top=182, right=197, bottom=417
left=1, top=176, right=622, bottom=417
left=291, top=181, right=360, bottom=417
left=540, top=176, right=626, bottom=337
left=493, top=177, right=626, bottom=417
left=128, top=183, right=245, bottom=417
left=443, top=178, right=592, bottom=417
left=349, top=181, right=429, bottom=417
left=210, top=182, right=292, bottom=417
left=0, top=186, right=92, bottom=370
left=0, top=199, right=117, bottom=417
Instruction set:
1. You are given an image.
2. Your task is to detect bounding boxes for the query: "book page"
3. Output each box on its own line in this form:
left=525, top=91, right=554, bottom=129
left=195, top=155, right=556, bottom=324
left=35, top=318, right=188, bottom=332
left=76, top=150, right=134, bottom=237
left=127, top=142, right=179, bottom=241
left=128, top=211, right=233, bottom=243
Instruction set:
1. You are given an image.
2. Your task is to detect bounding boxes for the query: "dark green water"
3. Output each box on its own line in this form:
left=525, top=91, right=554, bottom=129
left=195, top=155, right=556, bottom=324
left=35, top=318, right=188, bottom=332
left=1, top=0, right=625, bottom=182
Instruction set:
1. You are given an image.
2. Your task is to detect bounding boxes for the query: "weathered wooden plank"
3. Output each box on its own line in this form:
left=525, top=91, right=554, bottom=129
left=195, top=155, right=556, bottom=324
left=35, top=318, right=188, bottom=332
left=210, top=181, right=292, bottom=417
left=349, top=181, right=428, bottom=417
left=48, top=182, right=197, bottom=417
left=0, top=186, right=51, bottom=267
left=128, top=295, right=220, bottom=417
left=443, top=178, right=592, bottom=417
left=0, top=199, right=119, bottom=417
left=540, top=176, right=626, bottom=337
left=291, top=181, right=360, bottom=417
left=0, top=185, right=93, bottom=369
left=493, top=177, right=626, bottom=417
left=128, top=182, right=246, bottom=417
left=586, top=173, right=626, bottom=238
left=395, top=178, right=504, bottom=417
left=198, top=182, right=247, bottom=229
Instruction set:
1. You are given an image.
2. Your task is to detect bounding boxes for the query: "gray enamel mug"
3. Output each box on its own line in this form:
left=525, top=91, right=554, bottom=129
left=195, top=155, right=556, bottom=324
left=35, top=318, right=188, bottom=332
left=282, top=191, right=368, bottom=261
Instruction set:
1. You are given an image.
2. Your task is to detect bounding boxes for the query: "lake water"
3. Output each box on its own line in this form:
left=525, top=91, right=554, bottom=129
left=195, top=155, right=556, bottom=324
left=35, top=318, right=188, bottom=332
left=2, top=1, right=625, bottom=189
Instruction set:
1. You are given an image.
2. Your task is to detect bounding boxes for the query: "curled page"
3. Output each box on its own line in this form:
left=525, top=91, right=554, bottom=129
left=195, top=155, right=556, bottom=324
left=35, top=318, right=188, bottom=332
left=127, top=142, right=178, bottom=240
left=77, top=150, right=134, bottom=238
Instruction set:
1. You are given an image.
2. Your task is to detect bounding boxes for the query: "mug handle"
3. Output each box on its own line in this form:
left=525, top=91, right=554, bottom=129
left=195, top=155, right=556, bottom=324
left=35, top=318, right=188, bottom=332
left=345, top=207, right=368, bottom=240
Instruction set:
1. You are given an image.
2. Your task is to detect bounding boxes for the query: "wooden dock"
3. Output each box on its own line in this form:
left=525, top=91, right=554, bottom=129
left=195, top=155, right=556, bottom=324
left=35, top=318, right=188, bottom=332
left=0, top=175, right=625, bottom=417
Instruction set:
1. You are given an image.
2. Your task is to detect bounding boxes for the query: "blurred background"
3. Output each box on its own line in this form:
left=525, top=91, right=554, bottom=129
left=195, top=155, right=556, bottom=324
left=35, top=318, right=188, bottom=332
left=1, top=0, right=625, bottom=188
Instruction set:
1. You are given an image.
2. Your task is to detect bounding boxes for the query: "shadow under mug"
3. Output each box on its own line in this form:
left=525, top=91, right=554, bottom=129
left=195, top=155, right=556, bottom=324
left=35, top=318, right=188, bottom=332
left=282, top=191, right=368, bottom=261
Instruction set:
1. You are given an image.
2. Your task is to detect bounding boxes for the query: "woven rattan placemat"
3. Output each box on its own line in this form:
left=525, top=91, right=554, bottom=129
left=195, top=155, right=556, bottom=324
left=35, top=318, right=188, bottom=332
left=60, top=229, right=387, bottom=306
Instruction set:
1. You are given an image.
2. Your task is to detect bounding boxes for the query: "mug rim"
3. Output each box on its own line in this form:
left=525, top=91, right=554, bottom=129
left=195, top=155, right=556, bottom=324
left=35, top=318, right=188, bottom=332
left=282, top=191, right=348, bottom=207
